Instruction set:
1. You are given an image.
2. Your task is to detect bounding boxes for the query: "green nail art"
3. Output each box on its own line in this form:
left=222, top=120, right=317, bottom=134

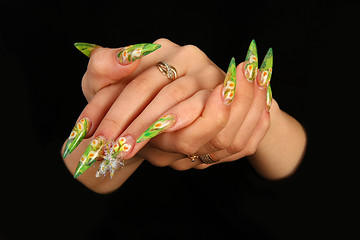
left=74, top=42, right=100, bottom=57
left=222, top=57, right=236, bottom=105
left=117, top=43, right=161, bottom=64
left=63, top=118, right=90, bottom=159
left=244, top=39, right=258, bottom=82
left=266, top=85, right=272, bottom=111
left=258, top=48, right=273, bottom=89
left=136, top=114, right=176, bottom=143
left=74, top=136, right=106, bottom=178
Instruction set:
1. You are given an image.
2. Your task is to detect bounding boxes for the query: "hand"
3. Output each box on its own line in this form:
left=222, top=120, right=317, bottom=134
left=62, top=38, right=273, bottom=183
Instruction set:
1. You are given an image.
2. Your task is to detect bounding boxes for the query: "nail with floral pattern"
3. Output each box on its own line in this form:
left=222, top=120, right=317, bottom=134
left=63, top=117, right=90, bottom=159
left=136, top=114, right=176, bottom=143
left=222, top=57, right=236, bottom=105
left=74, top=136, right=106, bottom=178
left=117, top=43, right=161, bottom=65
left=244, top=39, right=258, bottom=82
left=258, top=48, right=273, bottom=90
left=266, top=85, right=272, bottom=111
left=96, top=136, right=134, bottom=178
left=74, top=42, right=101, bottom=57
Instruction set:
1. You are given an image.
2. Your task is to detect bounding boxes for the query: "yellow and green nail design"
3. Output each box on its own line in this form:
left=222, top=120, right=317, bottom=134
left=63, top=117, right=90, bottom=159
left=136, top=114, right=176, bottom=143
left=222, top=57, right=236, bottom=105
left=258, top=48, right=273, bottom=89
left=117, top=43, right=161, bottom=65
left=74, top=136, right=106, bottom=178
left=244, top=39, right=258, bottom=82
left=74, top=42, right=100, bottom=57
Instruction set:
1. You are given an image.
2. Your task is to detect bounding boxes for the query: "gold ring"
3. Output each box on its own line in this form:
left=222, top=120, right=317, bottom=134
left=199, top=154, right=217, bottom=164
left=186, top=155, right=198, bottom=162
left=156, top=61, right=178, bottom=81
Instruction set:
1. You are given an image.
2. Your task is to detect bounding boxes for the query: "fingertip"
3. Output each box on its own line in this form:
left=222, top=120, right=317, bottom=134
left=88, top=47, right=139, bottom=81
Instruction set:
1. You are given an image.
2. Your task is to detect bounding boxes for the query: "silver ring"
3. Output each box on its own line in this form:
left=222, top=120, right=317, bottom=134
left=156, top=61, right=178, bottom=81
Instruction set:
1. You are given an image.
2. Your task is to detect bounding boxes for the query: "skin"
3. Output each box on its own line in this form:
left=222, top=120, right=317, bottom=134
left=62, top=38, right=307, bottom=194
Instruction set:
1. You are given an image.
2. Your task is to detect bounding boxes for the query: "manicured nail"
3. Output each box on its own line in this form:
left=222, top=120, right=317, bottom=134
left=266, top=85, right=272, bottom=111
left=117, top=43, right=161, bottom=65
left=222, top=57, right=236, bottom=105
left=258, top=48, right=273, bottom=89
left=96, top=136, right=134, bottom=178
left=63, top=117, right=90, bottom=159
left=74, top=136, right=106, bottom=178
left=74, top=42, right=101, bottom=57
left=244, top=39, right=258, bottom=82
left=136, top=114, right=176, bottom=143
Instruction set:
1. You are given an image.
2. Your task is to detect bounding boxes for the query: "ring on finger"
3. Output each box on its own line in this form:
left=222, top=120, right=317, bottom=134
left=199, top=153, right=217, bottom=164
left=156, top=61, right=178, bottom=81
left=186, top=155, right=198, bottom=162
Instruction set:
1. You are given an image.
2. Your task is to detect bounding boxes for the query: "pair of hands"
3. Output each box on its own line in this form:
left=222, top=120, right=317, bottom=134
left=64, top=38, right=272, bottom=179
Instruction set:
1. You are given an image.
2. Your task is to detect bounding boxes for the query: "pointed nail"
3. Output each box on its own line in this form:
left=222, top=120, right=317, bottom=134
left=222, top=57, right=236, bottom=105
left=117, top=43, right=161, bottom=65
left=258, top=48, right=273, bottom=89
left=244, top=39, right=258, bottom=82
left=74, top=136, right=106, bottom=178
left=96, top=136, right=134, bottom=178
left=63, top=117, right=90, bottom=159
left=74, top=42, right=101, bottom=57
left=136, top=114, right=176, bottom=143
left=266, top=85, right=272, bottom=111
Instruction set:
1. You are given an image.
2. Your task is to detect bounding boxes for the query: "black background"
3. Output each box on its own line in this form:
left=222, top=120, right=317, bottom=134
left=0, top=1, right=356, bottom=239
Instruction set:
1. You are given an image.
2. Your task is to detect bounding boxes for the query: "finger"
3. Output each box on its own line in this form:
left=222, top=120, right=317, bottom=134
left=62, top=83, right=125, bottom=159
left=224, top=56, right=273, bottom=156
left=81, top=43, right=161, bottom=101
left=209, top=108, right=270, bottom=162
left=200, top=62, right=255, bottom=153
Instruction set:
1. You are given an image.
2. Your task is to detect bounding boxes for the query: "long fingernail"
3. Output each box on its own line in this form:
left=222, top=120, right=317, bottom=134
left=117, top=43, right=161, bottom=65
left=63, top=117, right=90, bottom=159
left=244, top=39, right=258, bottom=82
left=258, top=48, right=273, bottom=89
left=74, top=136, right=106, bottom=178
left=136, top=114, right=176, bottom=143
left=266, top=85, right=272, bottom=111
left=222, top=57, right=236, bottom=105
left=74, top=42, right=101, bottom=57
left=96, top=136, right=134, bottom=178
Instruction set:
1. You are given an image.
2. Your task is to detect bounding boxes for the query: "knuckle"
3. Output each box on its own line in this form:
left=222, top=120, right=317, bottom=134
left=176, top=141, right=199, bottom=156
left=88, top=51, right=110, bottom=77
left=101, top=117, right=122, bottom=133
left=245, top=144, right=257, bottom=156
left=210, top=133, right=232, bottom=151
left=181, top=44, right=202, bottom=55
left=153, top=38, right=176, bottom=48
left=179, top=45, right=207, bottom=61
left=160, top=83, right=188, bottom=103
left=226, top=142, right=246, bottom=155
